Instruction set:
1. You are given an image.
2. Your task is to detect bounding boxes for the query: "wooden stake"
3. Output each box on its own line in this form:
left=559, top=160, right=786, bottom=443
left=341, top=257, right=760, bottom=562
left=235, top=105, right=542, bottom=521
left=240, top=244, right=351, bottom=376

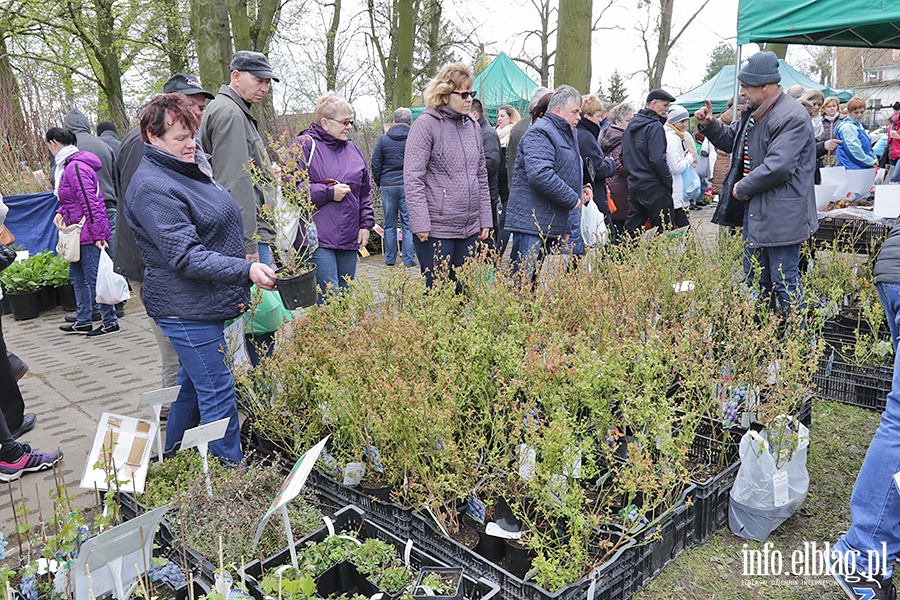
left=7, top=483, right=21, bottom=557
left=35, top=483, right=46, bottom=543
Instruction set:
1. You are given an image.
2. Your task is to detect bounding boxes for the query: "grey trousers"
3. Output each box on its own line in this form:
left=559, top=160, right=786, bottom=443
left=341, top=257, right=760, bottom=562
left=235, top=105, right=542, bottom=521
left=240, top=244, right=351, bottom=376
left=132, top=281, right=179, bottom=388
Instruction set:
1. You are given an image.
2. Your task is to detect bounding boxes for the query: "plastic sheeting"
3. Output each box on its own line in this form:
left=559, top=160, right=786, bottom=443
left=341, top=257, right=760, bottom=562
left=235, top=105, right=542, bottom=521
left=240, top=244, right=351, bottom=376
left=3, top=192, right=58, bottom=255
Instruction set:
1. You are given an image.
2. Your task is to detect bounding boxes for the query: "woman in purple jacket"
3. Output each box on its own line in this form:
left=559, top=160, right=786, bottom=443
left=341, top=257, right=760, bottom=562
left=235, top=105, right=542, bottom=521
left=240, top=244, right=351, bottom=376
left=404, top=62, right=492, bottom=288
left=294, top=93, right=375, bottom=304
left=46, top=127, right=119, bottom=337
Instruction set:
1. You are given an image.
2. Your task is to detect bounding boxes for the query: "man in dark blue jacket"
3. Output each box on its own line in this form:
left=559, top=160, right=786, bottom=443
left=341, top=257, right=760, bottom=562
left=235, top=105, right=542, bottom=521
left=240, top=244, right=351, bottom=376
left=505, top=85, right=591, bottom=281
left=621, top=88, right=676, bottom=235
left=372, top=107, right=415, bottom=267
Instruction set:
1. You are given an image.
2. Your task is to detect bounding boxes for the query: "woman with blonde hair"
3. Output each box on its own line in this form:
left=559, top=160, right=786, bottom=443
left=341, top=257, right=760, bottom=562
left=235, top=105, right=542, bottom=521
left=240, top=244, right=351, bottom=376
left=294, top=92, right=374, bottom=303
left=404, top=62, right=492, bottom=288
left=799, top=89, right=825, bottom=140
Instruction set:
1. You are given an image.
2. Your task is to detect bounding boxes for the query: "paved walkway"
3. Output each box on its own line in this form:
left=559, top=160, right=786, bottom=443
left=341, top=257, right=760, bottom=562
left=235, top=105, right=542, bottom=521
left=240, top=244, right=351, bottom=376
left=0, top=205, right=719, bottom=532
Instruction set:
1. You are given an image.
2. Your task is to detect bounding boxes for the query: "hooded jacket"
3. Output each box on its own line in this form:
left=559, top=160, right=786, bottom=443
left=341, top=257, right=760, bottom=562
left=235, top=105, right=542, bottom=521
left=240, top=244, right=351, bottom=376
left=55, top=151, right=111, bottom=245
left=404, top=105, right=493, bottom=239
left=63, top=110, right=118, bottom=209
left=702, top=91, right=818, bottom=247
left=98, top=130, right=121, bottom=156
left=371, top=124, right=409, bottom=187
left=621, top=108, right=672, bottom=193
left=600, top=125, right=629, bottom=223
left=295, top=124, right=375, bottom=251
left=125, top=144, right=251, bottom=321
left=200, top=85, right=276, bottom=255
left=505, top=112, right=582, bottom=238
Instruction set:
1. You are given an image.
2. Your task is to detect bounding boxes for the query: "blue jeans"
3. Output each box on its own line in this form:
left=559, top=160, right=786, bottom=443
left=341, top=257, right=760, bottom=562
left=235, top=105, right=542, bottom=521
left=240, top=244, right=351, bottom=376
left=892, top=163, right=900, bottom=183
left=156, top=317, right=243, bottom=465
left=413, top=234, right=478, bottom=289
left=742, top=212, right=805, bottom=317
left=70, top=244, right=118, bottom=327
left=878, top=282, right=900, bottom=351
left=509, top=232, right=554, bottom=282
left=564, top=210, right=584, bottom=256
left=834, top=284, right=900, bottom=578
left=309, top=247, right=358, bottom=304
left=381, top=186, right=415, bottom=266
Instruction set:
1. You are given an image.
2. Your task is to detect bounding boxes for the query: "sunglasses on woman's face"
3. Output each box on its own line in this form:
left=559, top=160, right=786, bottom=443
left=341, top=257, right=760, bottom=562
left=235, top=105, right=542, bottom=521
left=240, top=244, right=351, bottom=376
left=328, top=117, right=354, bottom=127
left=451, top=91, right=477, bottom=100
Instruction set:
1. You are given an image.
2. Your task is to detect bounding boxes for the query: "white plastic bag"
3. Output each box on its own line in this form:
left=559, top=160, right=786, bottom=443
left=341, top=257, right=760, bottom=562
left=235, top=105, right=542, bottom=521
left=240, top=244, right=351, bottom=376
left=273, top=186, right=301, bottom=255
left=95, top=249, right=130, bottom=305
left=729, top=415, right=809, bottom=541
left=580, top=200, right=608, bottom=246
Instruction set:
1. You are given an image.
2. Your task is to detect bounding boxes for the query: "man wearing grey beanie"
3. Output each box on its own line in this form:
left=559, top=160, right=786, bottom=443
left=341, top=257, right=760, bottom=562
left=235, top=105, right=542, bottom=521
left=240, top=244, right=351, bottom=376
left=695, top=50, right=817, bottom=321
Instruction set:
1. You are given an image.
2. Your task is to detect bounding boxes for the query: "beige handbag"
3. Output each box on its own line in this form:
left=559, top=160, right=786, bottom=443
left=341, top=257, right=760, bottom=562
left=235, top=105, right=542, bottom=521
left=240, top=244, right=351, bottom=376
left=56, top=217, right=86, bottom=262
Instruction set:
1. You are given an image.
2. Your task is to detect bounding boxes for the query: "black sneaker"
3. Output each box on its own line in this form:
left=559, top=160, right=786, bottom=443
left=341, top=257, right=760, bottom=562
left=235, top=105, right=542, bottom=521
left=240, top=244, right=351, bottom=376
left=60, top=323, right=93, bottom=334
left=65, top=311, right=101, bottom=323
left=832, top=567, right=896, bottom=600
left=85, top=324, right=120, bottom=337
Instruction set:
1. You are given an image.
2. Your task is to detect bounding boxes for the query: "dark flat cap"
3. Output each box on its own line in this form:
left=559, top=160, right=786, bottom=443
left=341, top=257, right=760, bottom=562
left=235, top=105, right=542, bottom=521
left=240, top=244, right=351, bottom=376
left=893, top=101, right=900, bottom=111
left=163, top=73, right=214, bottom=99
left=647, top=88, right=676, bottom=103
left=229, top=50, right=280, bottom=82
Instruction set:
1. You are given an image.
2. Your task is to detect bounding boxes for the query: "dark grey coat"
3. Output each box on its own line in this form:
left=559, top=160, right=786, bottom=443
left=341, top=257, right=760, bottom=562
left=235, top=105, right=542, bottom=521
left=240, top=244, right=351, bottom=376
left=875, top=226, right=900, bottom=285
left=702, top=92, right=818, bottom=248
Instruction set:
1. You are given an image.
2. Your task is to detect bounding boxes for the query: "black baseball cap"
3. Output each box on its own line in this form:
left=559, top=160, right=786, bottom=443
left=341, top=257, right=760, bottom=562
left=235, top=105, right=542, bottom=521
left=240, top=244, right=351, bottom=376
left=163, top=73, right=214, bottom=99
left=229, top=51, right=280, bottom=82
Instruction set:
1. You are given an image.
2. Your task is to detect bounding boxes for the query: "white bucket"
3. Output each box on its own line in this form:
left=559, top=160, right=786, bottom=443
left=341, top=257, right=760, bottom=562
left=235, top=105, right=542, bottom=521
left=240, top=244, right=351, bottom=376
left=820, top=166, right=848, bottom=201
left=845, top=168, right=877, bottom=200
left=874, top=185, right=900, bottom=219
left=815, top=185, right=836, bottom=211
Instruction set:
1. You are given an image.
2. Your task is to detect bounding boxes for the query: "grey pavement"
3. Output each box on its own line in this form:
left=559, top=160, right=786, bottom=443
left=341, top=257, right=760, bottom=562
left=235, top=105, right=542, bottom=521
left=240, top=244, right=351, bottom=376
left=0, top=204, right=719, bottom=533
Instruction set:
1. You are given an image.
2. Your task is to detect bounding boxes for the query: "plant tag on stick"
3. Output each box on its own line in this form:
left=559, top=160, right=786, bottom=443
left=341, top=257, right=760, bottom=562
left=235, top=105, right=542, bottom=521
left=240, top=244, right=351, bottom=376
left=516, top=444, right=536, bottom=481
left=181, top=418, right=230, bottom=498
left=136, top=386, right=181, bottom=463
left=252, top=437, right=330, bottom=569
left=893, top=471, right=900, bottom=495
left=344, top=462, right=365, bottom=486
left=80, top=413, right=157, bottom=493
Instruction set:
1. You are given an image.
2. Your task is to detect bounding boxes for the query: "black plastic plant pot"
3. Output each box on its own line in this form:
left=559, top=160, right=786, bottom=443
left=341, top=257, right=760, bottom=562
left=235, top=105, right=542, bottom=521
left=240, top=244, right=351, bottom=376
left=8, top=291, right=40, bottom=321
left=58, top=284, right=77, bottom=311
left=276, top=264, right=317, bottom=310
left=0, top=295, right=11, bottom=316
left=502, top=538, right=534, bottom=580
left=316, top=561, right=381, bottom=598
left=412, top=567, right=464, bottom=600
left=38, top=286, right=58, bottom=311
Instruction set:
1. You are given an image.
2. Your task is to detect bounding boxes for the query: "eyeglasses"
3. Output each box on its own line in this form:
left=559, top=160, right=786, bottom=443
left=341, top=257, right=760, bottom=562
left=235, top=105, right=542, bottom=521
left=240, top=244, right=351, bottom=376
left=327, top=118, right=354, bottom=127
left=450, top=91, right=477, bottom=100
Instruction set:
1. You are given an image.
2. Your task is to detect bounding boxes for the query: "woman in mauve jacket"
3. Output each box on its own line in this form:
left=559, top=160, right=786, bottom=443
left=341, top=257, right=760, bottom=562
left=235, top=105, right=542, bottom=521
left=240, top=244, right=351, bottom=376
left=46, top=127, right=118, bottom=337
left=404, top=62, right=492, bottom=288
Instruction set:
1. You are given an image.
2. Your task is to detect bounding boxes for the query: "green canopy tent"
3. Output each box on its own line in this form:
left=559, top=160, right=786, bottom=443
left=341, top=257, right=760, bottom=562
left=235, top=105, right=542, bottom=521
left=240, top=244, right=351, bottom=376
left=410, top=52, right=538, bottom=122
left=473, top=52, right=539, bottom=121
left=676, top=60, right=853, bottom=114
left=737, top=0, right=900, bottom=49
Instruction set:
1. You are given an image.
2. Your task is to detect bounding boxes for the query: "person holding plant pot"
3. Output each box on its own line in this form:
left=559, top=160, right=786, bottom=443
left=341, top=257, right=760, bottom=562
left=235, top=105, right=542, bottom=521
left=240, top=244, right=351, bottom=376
left=294, top=92, right=374, bottom=304
left=125, top=94, right=277, bottom=465
left=404, top=62, right=492, bottom=289
left=46, top=127, right=119, bottom=337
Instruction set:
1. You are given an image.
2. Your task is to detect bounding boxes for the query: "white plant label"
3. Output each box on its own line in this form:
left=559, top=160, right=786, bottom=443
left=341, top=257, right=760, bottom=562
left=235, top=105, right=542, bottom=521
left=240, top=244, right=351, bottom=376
left=893, top=471, right=900, bottom=496
left=343, top=462, right=365, bottom=486
left=136, top=386, right=180, bottom=409
left=772, top=471, right=790, bottom=507
left=517, top=443, right=536, bottom=481
left=80, top=413, right=157, bottom=493
left=485, top=522, right=524, bottom=540
left=180, top=418, right=230, bottom=451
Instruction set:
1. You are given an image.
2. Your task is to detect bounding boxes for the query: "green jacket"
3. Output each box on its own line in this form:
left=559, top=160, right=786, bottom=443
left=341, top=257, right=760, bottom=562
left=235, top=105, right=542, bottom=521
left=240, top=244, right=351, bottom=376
left=200, top=85, right=276, bottom=255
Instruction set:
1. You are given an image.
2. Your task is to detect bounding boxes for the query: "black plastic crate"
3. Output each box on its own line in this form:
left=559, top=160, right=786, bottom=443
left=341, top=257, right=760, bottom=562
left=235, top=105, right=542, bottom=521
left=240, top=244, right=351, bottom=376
left=632, top=485, right=697, bottom=588
left=409, top=509, right=639, bottom=600
left=814, top=217, right=891, bottom=254
left=239, top=505, right=499, bottom=600
left=305, top=469, right=416, bottom=541
left=691, top=461, right=741, bottom=545
left=814, top=351, right=892, bottom=412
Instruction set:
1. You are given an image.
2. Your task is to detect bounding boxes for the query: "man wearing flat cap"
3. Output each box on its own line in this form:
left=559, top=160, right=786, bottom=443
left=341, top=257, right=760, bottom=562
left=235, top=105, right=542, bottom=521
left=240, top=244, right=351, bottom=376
left=201, top=50, right=280, bottom=264
left=114, top=72, right=216, bottom=389
left=695, top=50, right=817, bottom=320
left=621, top=87, right=678, bottom=234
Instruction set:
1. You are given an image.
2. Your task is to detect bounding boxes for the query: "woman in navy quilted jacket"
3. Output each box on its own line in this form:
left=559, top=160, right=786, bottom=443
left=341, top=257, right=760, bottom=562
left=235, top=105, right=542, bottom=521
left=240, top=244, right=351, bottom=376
left=125, top=94, right=277, bottom=465
left=46, top=127, right=119, bottom=337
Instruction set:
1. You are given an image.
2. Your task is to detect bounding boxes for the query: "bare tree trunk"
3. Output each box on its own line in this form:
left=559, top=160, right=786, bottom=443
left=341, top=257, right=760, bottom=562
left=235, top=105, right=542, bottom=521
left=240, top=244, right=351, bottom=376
left=761, top=43, right=788, bottom=59
left=641, top=0, right=711, bottom=90
left=555, top=0, right=591, bottom=92
left=0, top=28, right=29, bottom=153
left=191, top=0, right=232, bottom=91
left=425, top=0, right=441, bottom=80
left=94, top=0, right=128, bottom=129
left=394, top=0, right=414, bottom=108
left=325, top=0, right=342, bottom=90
